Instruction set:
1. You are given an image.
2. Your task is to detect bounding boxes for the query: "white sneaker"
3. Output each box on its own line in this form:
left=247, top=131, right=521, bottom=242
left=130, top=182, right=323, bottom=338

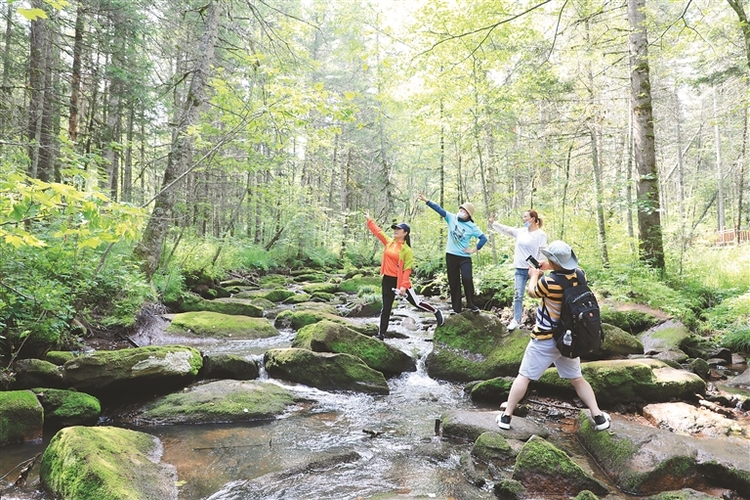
left=593, top=412, right=611, bottom=431
left=507, top=319, right=519, bottom=331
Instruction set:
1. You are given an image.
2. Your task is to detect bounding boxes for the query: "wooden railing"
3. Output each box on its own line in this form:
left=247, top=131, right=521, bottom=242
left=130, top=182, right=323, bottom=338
left=716, top=228, right=750, bottom=246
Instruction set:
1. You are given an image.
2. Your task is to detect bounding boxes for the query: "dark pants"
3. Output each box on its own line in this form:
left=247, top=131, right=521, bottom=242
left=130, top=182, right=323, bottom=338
left=380, top=275, right=437, bottom=335
left=446, top=253, right=476, bottom=313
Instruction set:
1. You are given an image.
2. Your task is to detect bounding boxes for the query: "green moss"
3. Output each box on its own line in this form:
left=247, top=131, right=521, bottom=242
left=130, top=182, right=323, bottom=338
left=339, top=275, right=381, bottom=293
left=167, top=311, right=277, bottom=339
left=514, top=435, right=587, bottom=477
left=262, top=289, right=296, bottom=302
left=577, top=411, right=637, bottom=472
left=31, top=388, right=101, bottom=426
left=40, top=426, right=164, bottom=500
left=142, top=380, right=296, bottom=423
left=46, top=351, right=76, bottom=365
left=301, top=282, right=338, bottom=294
left=0, top=390, right=44, bottom=444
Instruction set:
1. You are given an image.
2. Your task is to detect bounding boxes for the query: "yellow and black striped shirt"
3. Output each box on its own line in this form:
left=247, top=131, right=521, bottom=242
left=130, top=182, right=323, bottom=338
left=529, top=270, right=585, bottom=333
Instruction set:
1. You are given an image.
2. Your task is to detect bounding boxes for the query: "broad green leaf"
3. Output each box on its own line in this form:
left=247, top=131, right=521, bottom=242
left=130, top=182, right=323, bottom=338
left=18, top=8, right=47, bottom=21
left=78, top=237, right=103, bottom=249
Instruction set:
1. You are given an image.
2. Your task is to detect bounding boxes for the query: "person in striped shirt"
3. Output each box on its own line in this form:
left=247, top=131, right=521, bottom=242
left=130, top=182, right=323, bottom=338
left=496, top=240, right=611, bottom=431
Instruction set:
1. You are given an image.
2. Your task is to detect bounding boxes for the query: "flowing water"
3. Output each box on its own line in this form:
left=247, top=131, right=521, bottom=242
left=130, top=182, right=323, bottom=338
left=1, top=303, right=505, bottom=500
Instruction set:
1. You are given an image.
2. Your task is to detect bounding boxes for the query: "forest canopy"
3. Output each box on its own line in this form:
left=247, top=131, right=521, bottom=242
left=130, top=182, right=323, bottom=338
left=0, top=0, right=748, bottom=355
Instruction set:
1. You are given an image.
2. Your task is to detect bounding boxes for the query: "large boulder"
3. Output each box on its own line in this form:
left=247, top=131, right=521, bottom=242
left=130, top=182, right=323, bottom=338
left=576, top=411, right=750, bottom=496
left=61, top=345, right=202, bottom=400
left=40, top=426, right=178, bottom=500
left=512, top=435, right=608, bottom=497
left=440, top=409, right=549, bottom=442
left=424, top=311, right=527, bottom=382
left=598, top=323, right=644, bottom=358
left=134, top=380, right=300, bottom=425
left=198, top=353, right=259, bottom=380
left=638, top=319, right=692, bottom=355
left=264, top=348, right=389, bottom=394
left=10, top=358, right=65, bottom=389
left=274, top=309, right=377, bottom=336
left=167, top=311, right=277, bottom=339
left=31, top=388, right=101, bottom=429
left=0, top=390, right=43, bottom=445
left=175, top=295, right=264, bottom=317
left=536, top=359, right=706, bottom=405
left=292, top=320, right=416, bottom=376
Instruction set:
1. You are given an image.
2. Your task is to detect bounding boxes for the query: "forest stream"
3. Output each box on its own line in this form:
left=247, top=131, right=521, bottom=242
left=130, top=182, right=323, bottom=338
left=1, top=287, right=747, bottom=500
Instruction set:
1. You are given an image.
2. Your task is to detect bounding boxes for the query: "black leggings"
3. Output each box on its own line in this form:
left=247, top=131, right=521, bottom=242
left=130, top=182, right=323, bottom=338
left=380, top=275, right=437, bottom=335
left=445, top=253, right=476, bottom=313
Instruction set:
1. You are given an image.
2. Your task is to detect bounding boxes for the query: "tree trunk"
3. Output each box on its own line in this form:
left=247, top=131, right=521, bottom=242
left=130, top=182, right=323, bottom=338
left=725, top=0, right=750, bottom=70
left=68, top=1, right=84, bottom=143
left=713, top=89, right=725, bottom=232
left=27, top=0, right=50, bottom=180
left=628, top=0, right=665, bottom=270
left=134, top=0, right=221, bottom=279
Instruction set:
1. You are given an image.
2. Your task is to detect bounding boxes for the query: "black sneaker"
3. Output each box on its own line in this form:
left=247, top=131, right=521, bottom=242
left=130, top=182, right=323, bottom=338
left=593, top=412, right=610, bottom=431
left=375, top=332, right=384, bottom=341
left=496, top=413, right=511, bottom=430
left=470, top=306, right=480, bottom=313
left=435, top=309, right=445, bottom=326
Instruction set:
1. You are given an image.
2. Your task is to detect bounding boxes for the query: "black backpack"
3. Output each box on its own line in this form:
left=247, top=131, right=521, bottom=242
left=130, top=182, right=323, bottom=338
left=547, top=270, right=604, bottom=359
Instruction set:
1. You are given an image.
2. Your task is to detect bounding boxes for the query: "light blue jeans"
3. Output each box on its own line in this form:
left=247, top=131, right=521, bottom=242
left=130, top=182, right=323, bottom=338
left=514, top=268, right=530, bottom=323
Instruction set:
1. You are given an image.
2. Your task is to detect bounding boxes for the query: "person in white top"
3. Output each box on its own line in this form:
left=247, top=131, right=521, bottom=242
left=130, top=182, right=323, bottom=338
left=489, top=209, right=547, bottom=330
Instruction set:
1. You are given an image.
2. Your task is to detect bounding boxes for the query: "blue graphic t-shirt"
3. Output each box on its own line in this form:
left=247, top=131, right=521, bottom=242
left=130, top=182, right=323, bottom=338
left=426, top=201, right=487, bottom=257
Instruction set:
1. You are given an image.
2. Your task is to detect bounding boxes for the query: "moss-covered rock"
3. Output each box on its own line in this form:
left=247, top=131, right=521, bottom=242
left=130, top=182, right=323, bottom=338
left=136, top=380, right=299, bottom=425
left=46, top=351, right=76, bottom=365
left=493, top=479, right=527, bottom=500
left=0, top=390, right=43, bottom=445
left=167, top=311, right=277, bottom=339
left=512, top=435, right=608, bottom=496
left=10, top=358, right=65, bottom=390
left=301, top=282, right=339, bottom=294
left=175, top=295, right=264, bottom=317
left=338, top=275, right=381, bottom=293
left=292, top=320, right=415, bottom=376
left=471, top=431, right=515, bottom=462
left=31, top=388, right=100, bottom=429
left=638, top=320, right=692, bottom=355
left=600, top=306, right=662, bottom=334
left=273, top=309, right=377, bottom=336
left=465, top=376, right=514, bottom=404
left=576, top=410, right=750, bottom=496
left=40, top=426, right=177, bottom=500
left=441, top=409, right=549, bottom=442
left=598, top=323, right=644, bottom=358
left=644, top=488, right=727, bottom=500
left=536, top=359, right=706, bottom=405
left=424, top=312, right=527, bottom=382
left=198, top=353, right=259, bottom=380
left=281, top=293, right=312, bottom=304
left=264, top=348, right=389, bottom=394
left=61, top=345, right=202, bottom=400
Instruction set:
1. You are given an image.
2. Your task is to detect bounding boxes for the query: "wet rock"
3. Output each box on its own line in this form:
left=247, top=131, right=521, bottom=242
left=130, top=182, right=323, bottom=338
left=599, top=305, right=663, bottom=334
left=459, top=451, right=485, bottom=487
left=511, top=435, right=608, bottom=497
left=40, top=426, right=177, bottom=500
left=198, top=353, right=260, bottom=380
left=0, top=390, right=43, bottom=445
left=644, top=488, right=729, bottom=500
left=493, top=478, right=527, bottom=499
left=264, top=347, right=389, bottom=394
left=134, top=380, right=299, bottom=425
left=686, top=358, right=710, bottom=378
left=576, top=410, right=750, bottom=496
left=167, top=311, right=277, bottom=339
left=441, top=409, right=549, bottom=442
left=292, top=320, right=416, bottom=376
left=31, top=388, right=101, bottom=429
left=61, top=345, right=202, bottom=400
left=537, top=359, right=706, bottom=406
left=425, top=312, right=526, bottom=382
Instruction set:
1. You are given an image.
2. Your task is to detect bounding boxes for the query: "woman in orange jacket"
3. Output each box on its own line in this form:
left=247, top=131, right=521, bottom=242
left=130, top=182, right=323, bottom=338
left=365, top=212, right=445, bottom=340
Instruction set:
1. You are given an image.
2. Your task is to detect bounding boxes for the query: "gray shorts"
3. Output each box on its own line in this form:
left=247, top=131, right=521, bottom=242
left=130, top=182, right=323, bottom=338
left=518, top=337, right=583, bottom=380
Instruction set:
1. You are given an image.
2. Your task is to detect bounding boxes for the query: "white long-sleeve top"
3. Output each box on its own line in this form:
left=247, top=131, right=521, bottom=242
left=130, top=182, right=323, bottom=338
left=491, top=221, right=548, bottom=269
